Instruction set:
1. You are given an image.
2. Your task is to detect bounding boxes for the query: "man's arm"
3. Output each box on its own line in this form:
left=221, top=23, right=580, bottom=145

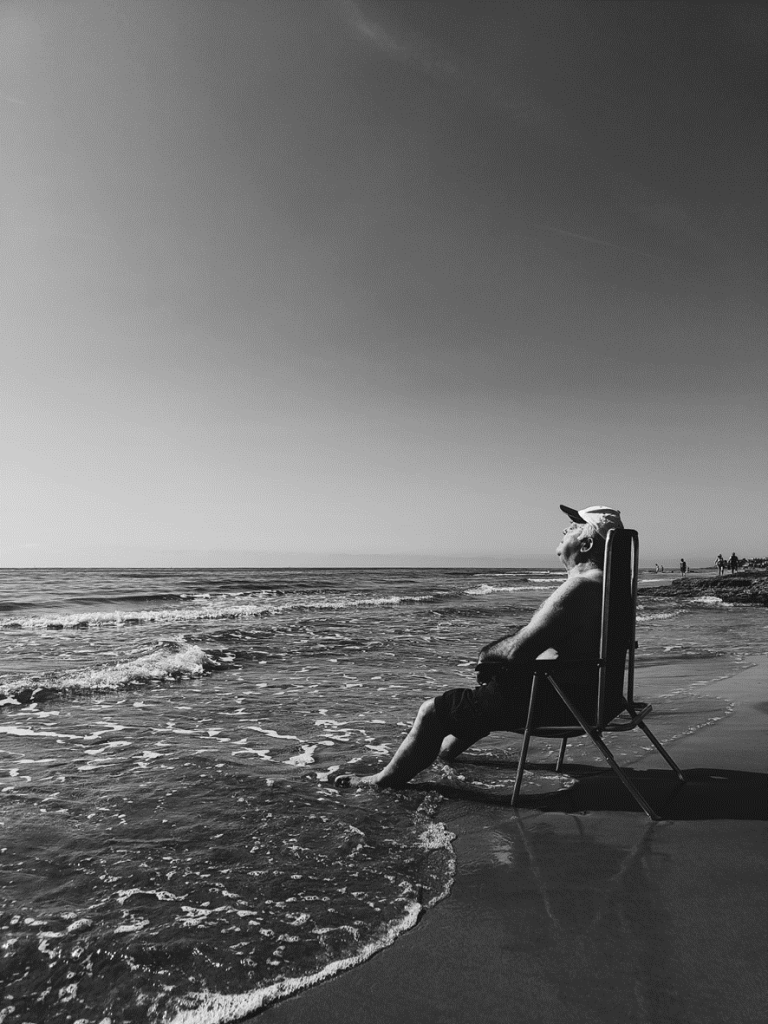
left=476, top=575, right=602, bottom=669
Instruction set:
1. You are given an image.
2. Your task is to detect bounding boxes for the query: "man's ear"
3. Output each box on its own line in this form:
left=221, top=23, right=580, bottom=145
left=580, top=536, right=594, bottom=553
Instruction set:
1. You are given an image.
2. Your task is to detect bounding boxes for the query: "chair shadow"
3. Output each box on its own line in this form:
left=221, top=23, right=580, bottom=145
left=413, top=766, right=768, bottom=820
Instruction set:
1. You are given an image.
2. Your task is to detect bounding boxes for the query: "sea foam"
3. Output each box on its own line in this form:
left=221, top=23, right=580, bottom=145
left=0, top=642, right=218, bottom=703
left=2, top=593, right=442, bottom=631
left=465, top=583, right=554, bottom=595
left=166, top=815, right=456, bottom=1024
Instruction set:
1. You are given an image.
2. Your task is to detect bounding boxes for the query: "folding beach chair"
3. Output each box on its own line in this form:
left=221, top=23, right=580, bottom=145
left=510, top=529, right=685, bottom=820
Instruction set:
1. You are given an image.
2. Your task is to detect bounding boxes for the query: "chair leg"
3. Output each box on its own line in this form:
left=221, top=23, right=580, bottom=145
left=511, top=729, right=533, bottom=806
left=512, top=675, right=541, bottom=807
left=545, top=674, right=661, bottom=820
left=583, top=729, right=660, bottom=821
left=637, top=719, right=686, bottom=781
left=555, top=737, right=568, bottom=772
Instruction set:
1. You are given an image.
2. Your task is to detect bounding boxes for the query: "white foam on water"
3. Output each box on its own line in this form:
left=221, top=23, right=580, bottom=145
left=0, top=726, right=81, bottom=739
left=246, top=725, right=302, bottom=742
left=469, top=572, right=533, bottom=577
left=166, top=904, right=422, bottom=1023
left=465, top=584, right=554, bottom=595
left=3, top=592, right=442, bottom=632
left=416, top=819, right=453, bottom=852
left=0, top=643, right=216, bottom=701
left=2, top=603, right=273, bottom=630
left=284, top=745, right=317, bottom=767
left=363, top=743, right=390, bottom=755
left=115, top=889, right=184, bottom=905
left=662, top=706, right=735, bottom=744
left=231, top=747, right=274, bottom=760
left=165, top=813, right=456, bottom=1024
left=168, top=876, right=452, bottom=1023
left=113, top=917, right=150, bottom=934
left=637, top=610, right=682, bottom=621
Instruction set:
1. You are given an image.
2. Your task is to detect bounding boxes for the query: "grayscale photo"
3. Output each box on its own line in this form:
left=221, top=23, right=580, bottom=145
left=1, top=2, right=766, bottom=1022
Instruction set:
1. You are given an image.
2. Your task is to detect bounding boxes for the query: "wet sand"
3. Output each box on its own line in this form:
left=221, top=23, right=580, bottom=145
left=257, top=656, right=767, bottom=1024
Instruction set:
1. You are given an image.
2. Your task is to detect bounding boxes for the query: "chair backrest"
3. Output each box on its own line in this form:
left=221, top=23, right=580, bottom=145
left=597, top=528, right=639, bottom=723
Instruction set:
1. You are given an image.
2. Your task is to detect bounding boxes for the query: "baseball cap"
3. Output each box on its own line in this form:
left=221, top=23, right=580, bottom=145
left=560, top=504, right=624, bottom=538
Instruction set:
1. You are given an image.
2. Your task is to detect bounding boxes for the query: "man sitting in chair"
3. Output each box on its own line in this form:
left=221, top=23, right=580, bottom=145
left=335, top=504, right=623, bottom=789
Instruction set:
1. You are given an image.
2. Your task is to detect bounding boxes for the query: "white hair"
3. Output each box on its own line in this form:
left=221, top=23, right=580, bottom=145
left=578, top=522, right=606, bottom=563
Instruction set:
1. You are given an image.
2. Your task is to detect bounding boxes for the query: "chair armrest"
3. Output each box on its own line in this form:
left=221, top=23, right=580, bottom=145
left=475, top=652, right=560, bottom=677
left=535, top=648, right=559, bottom=662
left=475, top=653, right=604, bottom=680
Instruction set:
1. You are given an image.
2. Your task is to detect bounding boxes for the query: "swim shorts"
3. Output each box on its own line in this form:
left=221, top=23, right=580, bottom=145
left=433, top=668, right=605, bottom=740
left=432, top=680, right=531, bottom=742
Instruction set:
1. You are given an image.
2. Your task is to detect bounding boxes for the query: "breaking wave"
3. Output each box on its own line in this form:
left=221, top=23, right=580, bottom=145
left=465, top=583, right=554, bottom=596
left=0, top=641, right=222, bottom=704
left=1, top=593, right=442, bottom=632
left=636, top=610, right=683, bottom=622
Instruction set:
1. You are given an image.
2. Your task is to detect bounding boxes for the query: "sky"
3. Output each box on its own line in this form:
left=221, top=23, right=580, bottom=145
left=1, top=0, right=766, bottom=567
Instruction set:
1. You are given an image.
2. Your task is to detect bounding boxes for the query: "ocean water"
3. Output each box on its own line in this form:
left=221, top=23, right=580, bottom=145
left=1, top=567, right=766, bottom=1024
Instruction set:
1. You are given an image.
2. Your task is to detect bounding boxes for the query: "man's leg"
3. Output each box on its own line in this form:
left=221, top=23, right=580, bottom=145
left=438, top=731, right=484, bottom=762
left=335, top=698, right=448, bottom=788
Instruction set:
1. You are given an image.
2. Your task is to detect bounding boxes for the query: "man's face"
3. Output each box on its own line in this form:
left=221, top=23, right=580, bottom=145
left=556, top=521, right=585, bottom=564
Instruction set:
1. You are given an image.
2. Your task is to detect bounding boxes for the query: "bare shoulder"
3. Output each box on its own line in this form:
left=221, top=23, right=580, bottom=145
left=554, top=568, right=601, bottom=594
left=545, top=570, right=603, bottom=612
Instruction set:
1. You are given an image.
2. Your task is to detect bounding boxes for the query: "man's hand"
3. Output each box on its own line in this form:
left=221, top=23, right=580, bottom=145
left=475, top=636, right=511, bottom=666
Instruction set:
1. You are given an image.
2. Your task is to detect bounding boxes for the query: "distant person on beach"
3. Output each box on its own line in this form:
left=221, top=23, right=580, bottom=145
left=729, top=552, right=739, bottom=573
left=680, top=559, right=687, bottom=575
left=716, top=554, right=726, bottom=576
left=335, top=504, right=623, bottom=789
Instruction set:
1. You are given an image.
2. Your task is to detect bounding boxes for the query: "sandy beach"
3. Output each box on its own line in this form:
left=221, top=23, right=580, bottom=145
left=257, top=655, right=768, bottom=1024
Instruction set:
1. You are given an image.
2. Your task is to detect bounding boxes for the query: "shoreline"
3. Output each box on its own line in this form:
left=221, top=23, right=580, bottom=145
left=254, top=655, right=767, bottom=1024
left=644, top=567, right=768, bottom=607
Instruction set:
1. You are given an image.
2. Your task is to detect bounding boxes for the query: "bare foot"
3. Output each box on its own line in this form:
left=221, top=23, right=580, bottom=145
left=333, top=772, right=388, bottom=789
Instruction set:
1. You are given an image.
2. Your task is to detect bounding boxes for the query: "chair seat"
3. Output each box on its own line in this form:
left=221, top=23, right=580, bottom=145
left=604, top=701, right=652, bottom=731
left=516, top=725, right=587, bottom=738
left=518, top=701, right=653, bottom=739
